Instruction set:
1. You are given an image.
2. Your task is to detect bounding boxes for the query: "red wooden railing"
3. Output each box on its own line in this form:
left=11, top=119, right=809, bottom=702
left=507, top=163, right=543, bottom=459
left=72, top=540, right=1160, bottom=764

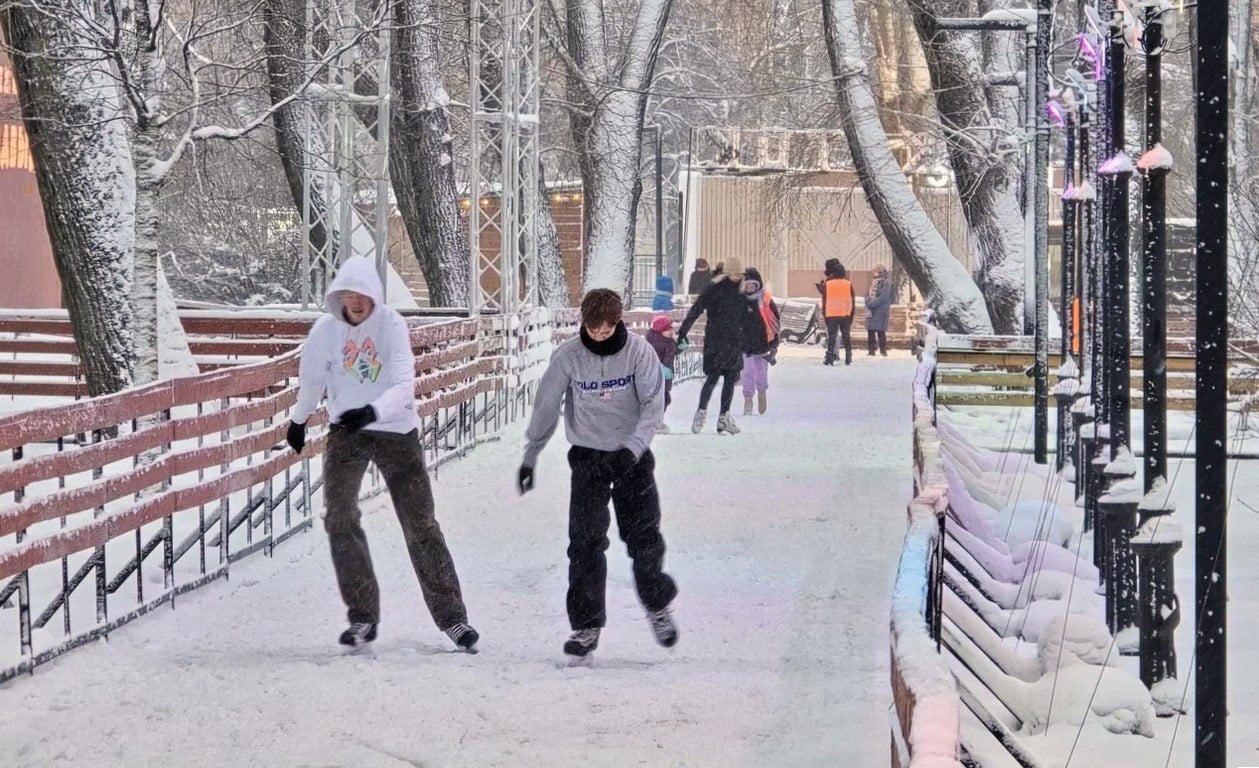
left=0, top=307, right=697, bottom=680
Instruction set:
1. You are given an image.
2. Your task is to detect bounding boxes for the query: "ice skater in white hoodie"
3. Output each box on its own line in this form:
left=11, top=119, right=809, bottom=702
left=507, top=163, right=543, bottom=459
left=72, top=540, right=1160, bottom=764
left=286, top=256, right=478, bottom=650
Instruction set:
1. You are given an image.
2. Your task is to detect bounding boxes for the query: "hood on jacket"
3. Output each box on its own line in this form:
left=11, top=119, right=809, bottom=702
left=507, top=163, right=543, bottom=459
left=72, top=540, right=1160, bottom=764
left=326, top=256, right=386, bottom=318
left=743, top=267, right=764, bottom=295
left=655, top=275, right=675, bottom=293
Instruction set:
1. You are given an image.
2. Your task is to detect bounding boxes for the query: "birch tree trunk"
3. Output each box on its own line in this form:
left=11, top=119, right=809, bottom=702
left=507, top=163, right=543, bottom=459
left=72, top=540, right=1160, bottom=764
left=2, top=5, right=136, bottom=395
left=907, top=0, right=1026, bottom=333
left=389, top=0, right=469, bottom=308
left=822, top=0, right=994, bottom=334
left=561, top=0, right=673, bottom=295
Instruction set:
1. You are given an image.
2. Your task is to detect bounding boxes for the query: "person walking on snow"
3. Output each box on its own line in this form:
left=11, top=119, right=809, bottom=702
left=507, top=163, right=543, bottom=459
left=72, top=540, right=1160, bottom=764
left=286, top=256, right=479, bottom=651
left=817, top=259, right=856, bottom=366
left=865, top=263, right=894, bottom=357
left=740, top=267, right=780, bottom=415
left=677, top=257, right=758, bottom=434
left=687, top=258, right=713, bottom=296
left=645, top=314, right=677, bottom=432
left=516, top=289, right=679, bottom=658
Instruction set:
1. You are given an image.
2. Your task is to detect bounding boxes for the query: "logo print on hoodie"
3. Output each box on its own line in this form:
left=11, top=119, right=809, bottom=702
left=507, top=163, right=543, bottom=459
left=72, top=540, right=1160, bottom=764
left=343, top=338, right=383, bottom=383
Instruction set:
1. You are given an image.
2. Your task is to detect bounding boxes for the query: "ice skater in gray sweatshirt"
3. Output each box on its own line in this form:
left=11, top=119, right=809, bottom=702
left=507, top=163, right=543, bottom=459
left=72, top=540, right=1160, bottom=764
left=517, top=288, right=680, bottom=658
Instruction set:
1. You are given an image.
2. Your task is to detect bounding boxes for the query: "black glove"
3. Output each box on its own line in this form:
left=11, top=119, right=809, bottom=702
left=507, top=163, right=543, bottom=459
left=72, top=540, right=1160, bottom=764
left=594, top=448, right=637, bottom=482
left=517, top=465, right=535, bottom=495
left=337, top=405, right=377, bottom=433
left=286, top=421, right=306, bottom=454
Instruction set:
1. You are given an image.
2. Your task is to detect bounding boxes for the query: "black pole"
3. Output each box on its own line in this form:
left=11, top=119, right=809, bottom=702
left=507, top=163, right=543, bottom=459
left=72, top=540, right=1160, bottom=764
left=1141, top=5, right=1168, bottom=492
left=1062, top=113, right=1077, bottom=365
left=1058, top=111, right=1078, bottom=469
left=1106, top=15, right=1131, bottom=460
left=1032, top=0, right=1051, bottom=464
left=654, top=126, right=664, bottom=277
left=1195, top=0, right=1229, bottom=759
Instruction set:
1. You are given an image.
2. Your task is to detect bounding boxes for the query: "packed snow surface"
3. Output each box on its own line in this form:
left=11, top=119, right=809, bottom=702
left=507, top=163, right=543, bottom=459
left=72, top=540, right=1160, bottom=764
left=0, top=352, right=915, bottom=767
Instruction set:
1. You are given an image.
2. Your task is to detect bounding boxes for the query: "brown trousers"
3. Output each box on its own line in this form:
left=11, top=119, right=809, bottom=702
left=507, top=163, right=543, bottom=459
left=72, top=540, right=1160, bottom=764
left=323, top=427, right=467, bottom=629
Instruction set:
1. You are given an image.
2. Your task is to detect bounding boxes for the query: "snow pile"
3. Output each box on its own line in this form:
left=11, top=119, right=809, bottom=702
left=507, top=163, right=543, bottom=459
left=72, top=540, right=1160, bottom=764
left=992, top=499, right=1074, bottom=550
left=1098, top=152, right=1136, bottom=177
left=1019, top=665, right=1155, bottom=737
left=1136, top=143, right=1174, bottom=172
left=1036, top=613, right=1114, bottom=670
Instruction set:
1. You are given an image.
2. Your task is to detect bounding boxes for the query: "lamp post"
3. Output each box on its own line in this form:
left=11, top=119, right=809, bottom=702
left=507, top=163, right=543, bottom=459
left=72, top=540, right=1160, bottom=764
left=1138, top=2, right=1170, bottom=493
left=937, top=9, right=1048, bottom=463
left=1195, top=0, right=1229, bottom=760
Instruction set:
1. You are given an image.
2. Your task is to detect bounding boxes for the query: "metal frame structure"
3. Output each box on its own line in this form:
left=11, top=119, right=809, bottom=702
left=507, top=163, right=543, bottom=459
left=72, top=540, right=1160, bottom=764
left=300, top=0, right=393, bottom=308
left=468, top=0, right=541, bottom=317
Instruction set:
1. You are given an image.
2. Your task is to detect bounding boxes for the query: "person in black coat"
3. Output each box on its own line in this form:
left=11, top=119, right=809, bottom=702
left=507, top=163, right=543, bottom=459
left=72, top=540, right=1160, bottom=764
left=687, top=259, right=713, bottom=295
left=676, top=257, right=761, bottom=435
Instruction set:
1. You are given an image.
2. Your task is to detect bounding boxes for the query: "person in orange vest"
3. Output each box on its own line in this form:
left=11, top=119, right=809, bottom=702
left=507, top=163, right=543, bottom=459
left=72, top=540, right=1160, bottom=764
left=816, top=259, right=856, bottom=366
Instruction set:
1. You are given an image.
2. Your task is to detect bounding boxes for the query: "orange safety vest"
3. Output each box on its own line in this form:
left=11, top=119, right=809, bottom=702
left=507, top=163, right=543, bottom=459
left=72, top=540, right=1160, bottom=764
left=824, top=279, right=854, bottom=318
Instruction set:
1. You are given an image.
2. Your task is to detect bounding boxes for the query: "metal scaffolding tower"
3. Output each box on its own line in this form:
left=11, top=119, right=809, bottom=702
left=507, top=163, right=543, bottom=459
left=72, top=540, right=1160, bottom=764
left=300, top=0, right=392, bottom=307
left=468, top=0, right=541, bottom=315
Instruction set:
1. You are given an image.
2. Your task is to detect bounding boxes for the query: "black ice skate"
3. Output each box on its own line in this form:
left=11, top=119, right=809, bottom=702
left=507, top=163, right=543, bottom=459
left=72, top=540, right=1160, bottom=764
left=339, top=621, right=378, bottom=647
left=444, top=622, right=480, bottom=653
left=647, top=608, right=678, bottom=648
left=563, top=628, right=601, bottom=657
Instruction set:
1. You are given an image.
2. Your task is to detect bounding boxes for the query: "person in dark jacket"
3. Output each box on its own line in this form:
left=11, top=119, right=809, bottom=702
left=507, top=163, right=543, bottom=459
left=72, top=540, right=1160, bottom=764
left=645, top=314, right=677, bottom=431
left=865, top=263, right=895, bottom=356
left=687, top=259, right=713, bottom=296
left=652, top=275, right=675, bottom=311
left=677, top=257, right=758, bottom=435
left=740, top=267, right=780, bottom=415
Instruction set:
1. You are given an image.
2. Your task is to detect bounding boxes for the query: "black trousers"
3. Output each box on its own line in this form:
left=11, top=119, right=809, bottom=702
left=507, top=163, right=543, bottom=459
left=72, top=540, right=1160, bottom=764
left=825, top=316, right=853, bottom=364
left=566, top=447, right=678, bottom=630
left=698, top=370, right=738, bottom=414
left=867, top=329, right=887, bottom=355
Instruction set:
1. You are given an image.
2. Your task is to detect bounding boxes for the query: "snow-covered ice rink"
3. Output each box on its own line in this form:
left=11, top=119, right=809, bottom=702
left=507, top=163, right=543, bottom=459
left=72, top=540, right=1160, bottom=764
left=0, top=352, right=915, bottom=767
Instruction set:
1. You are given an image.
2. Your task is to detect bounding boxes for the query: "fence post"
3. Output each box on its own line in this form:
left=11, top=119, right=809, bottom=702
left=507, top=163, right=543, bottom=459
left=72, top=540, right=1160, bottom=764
left=1131, top=481, right=1181, bottom=710
left=1098, top=448, right=1139, bottom=642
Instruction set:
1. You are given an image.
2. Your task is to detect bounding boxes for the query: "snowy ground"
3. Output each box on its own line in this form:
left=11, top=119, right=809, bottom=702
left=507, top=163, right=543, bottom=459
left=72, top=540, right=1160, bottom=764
left=0, top=349, right=915, bottom=768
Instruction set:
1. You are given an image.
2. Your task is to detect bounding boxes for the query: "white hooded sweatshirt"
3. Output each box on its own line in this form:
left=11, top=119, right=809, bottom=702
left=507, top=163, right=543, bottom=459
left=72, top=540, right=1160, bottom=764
left=291, top=256, right=418, bottom=434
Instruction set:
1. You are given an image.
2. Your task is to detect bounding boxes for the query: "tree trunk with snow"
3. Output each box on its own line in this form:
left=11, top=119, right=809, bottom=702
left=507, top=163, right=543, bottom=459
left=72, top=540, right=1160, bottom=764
left=822, top=0, right=993, bottom=334
left=389, top=0, right=470, bottom=308
left=263, top=0, right=336, bottom=260
left=2, top=5, right=137, bottom=395
left=535, top=166, right=571, bottom=307
left=907, top=0, right=1025, bottom=334
left=559, top=0, right=672, bottom=295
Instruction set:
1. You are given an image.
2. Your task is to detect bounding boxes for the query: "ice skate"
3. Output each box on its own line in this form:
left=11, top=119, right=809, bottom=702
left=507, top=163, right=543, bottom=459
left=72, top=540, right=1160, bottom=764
left=716, top=413, right=740, bottom=435
left=691, top=409, right=707, bottom=434
left=339, top=621, right=378, bottom=647
left=647, top=608, right=679, bottom=648
left=564, top=628, right=601, bottom=657
left=444, top=622, right=480, bottom=653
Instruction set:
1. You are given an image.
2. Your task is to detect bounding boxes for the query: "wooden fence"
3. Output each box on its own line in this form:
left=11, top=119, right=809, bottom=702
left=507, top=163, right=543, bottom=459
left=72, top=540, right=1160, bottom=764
left=0, top=308, right=699, bottom=681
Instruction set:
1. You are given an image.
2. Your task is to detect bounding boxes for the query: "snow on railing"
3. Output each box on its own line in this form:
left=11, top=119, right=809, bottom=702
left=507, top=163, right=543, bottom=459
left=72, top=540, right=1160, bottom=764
left=892, top=321, right=963, bottom=768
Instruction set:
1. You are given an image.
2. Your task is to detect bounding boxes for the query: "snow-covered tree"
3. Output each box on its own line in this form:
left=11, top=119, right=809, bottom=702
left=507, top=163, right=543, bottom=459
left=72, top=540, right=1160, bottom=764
left=2, top=5, right=136, bottom=395
left=821, top=0, right=994, bottom=333
left=389, top=0, right=471, bottom=308
left=546, top=0, right=673, bottom=295
left=5, top=0, right=386, bottom=388
left=905, top=0, right=1026, bottom=334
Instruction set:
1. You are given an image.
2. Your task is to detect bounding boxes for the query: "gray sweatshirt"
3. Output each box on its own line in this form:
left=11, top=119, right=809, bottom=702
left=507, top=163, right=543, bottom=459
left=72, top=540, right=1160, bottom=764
left=522, top=332, right=665, bottom=468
